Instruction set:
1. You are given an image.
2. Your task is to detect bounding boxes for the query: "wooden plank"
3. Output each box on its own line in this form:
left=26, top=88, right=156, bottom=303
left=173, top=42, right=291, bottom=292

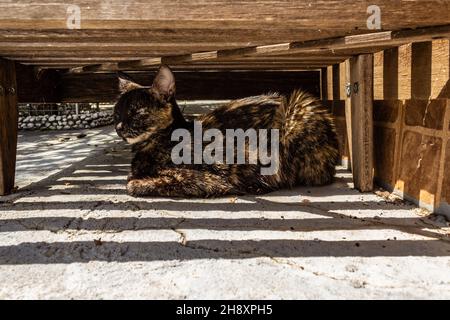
left=320, top=68, right=328, bottom=100
left=18, top=57, right=332, bottom=70
left=344, top=60, right=353, bottom=170
left=0, top=1, right=448, bottom=31
left=74, top=25, right=450, bottom=73
left=0, top=47, right=394, bottom=73
left=243, top=24, right=450, bottom=57
left=0, top=42, right=244, bottom=51
left=373, top=39, right=449, bottom=100
left=2, top=49, right=371, bottom=60
left=45, top=64, right=328, bottom=72
left=349, top=54, right=374, bottom=192
left=332, top=64, right=342, bottom=100
left=60, top=63, right=330, bottom=74
left=0, top=28, right=348, bottom=45
left=60, top=71, right=320, bottom=103
left=325, top=66, right=333, bottom=101
left=436, top=99, right=450, bottom=211
left=0, top=58, right=18, bottom=195
left=53, top=61, right=341, bottom=67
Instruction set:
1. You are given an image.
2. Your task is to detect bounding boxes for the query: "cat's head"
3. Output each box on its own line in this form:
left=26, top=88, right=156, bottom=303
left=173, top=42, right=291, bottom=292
left=114, top=65, right=176, bottom=144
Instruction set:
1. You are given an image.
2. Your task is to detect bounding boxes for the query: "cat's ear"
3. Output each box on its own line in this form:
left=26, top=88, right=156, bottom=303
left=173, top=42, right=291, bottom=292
left=151, top=65, right=176, bottom=101
left=117, top=71, right=142, bottom=94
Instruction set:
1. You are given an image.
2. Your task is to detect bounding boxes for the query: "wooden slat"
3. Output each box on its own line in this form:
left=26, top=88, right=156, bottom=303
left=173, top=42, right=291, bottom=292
left=320, top=67, right=328, bottom=100
left=59, top=71, right=320, bottom=103
left=0, top=58, right=18, bottom=195
left=0, top=1, right=448, bottom=31
left=0, top=28, right=348, bottom=45
left=348, top=54, right=374, bottom=192
left=67, top=63, right=326, bottom=73
left=56, top=63, right=333, bottom=72
left=2, top=49, right=375, bottom=60
left=13, top=56, right=349, bottom=65
left=0, top=1, right=448, bottom=70
left=373, top=39, right=450, bottom=100
left=0, top=42, right=245, bottom=51
left=344, top=61, right=353, bottom=171
left=71, top=25, right=450, bottom=73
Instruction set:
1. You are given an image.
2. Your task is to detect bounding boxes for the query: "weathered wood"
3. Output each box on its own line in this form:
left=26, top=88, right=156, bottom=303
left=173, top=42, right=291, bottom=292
left=0, top=58, right=18, bottom=195
left=349, top=54, right=374, bottom=192
left=332, top=64, right=342, bottom=100
left=24, top=59, right=345, bottom=67
left=0, top=42, right=244, bottom=52
left=3, top=48, right=383, bottom=60
left=0, top=2, right=447, bottom=71
left=320, top=68, right=328, bottom=100
left=0, top=28, right=348, bottom=45
left=44, top=60, right=340, bottom=69
left=374, top=39, right=449, bottom=100
left=0, top=1, right=448, bottom=31
left=436, top=99, right=450, bottom=212
left=58, top=64, right=329, bottom=74
left=71, top=25, right=450, bottom=73
left=325, top=66, right=333, bottom=100
left=344, top=60, right=353, bottom=171
left=61, top=71, right=320, bottom=103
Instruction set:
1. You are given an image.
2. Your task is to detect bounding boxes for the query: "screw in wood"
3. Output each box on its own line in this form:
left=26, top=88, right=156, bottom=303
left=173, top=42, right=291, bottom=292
left=345, top=83, right=352, bottom=97
left=353, top=82, right=359, bottom=94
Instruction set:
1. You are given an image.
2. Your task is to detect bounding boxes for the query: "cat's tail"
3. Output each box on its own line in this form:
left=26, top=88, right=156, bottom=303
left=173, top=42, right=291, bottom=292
left=281, top=89, right=340, bottom=186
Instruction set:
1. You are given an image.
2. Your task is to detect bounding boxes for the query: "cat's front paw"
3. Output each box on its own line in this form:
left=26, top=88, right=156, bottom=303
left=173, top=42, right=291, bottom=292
left=126, top=180, right=142, bottom=197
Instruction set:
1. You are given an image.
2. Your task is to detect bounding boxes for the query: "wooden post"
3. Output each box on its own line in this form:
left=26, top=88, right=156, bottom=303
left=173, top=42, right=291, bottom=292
left=348, top=54, right=374, bottom=192
left=0, top=58, right=18, bottom=196
left=320, top=67, right=328, bottom=101
left=343, top=60, right=353, bottom=171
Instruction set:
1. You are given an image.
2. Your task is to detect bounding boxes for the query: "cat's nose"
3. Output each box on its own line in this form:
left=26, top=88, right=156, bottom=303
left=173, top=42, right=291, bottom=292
left=116, top=122, right=123, bottom=130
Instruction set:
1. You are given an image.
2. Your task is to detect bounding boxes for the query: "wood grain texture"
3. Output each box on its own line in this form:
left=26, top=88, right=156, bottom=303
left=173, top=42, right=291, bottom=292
left=320, top=68, right=328, bottom=100
left=67, top=25, right=450, bottom=73
left=374, top=39, right=450, bottom=100
left=0, top=58, right=18, bottom=195
left=344, top=60, right=353, bottom=171
left=349, top=54, right=374, bottom=192
left=0, top=1, right=448, bottom=70
left=0, top=1, right=448, bottom=30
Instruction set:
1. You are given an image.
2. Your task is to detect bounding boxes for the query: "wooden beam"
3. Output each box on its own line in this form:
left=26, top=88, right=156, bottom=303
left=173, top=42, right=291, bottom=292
left=70, top=25, right=450, bottom=73
left=0, top=42, right=245, bottom=54
left=0, top=1, right=448, bottom=31
left=1, top=49, right=369, bottom=60
left=348, top=54, right=374, bottom=192
left=344, top=60, right=353, bottom=170
left=60, top=71, right=320, bottom=103
left=22, top=58, right=345, bottom=66
left=320, top=67, right=328, bottom=100
left=0, top=28, right=346, bottom=45
left=258, top=24, right=450, bottom=57
left=62, top=63, right=330, bottom=73
left=0, top=58, right=18, bottom=195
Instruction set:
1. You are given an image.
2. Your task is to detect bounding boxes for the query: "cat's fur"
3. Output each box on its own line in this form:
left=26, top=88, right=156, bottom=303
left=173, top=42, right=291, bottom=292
left=114, top=65, right=339, bottom=197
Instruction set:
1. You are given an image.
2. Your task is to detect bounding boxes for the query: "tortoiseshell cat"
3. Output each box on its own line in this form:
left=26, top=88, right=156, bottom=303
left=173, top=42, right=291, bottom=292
left=114, top=65, right=339, bottom=197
